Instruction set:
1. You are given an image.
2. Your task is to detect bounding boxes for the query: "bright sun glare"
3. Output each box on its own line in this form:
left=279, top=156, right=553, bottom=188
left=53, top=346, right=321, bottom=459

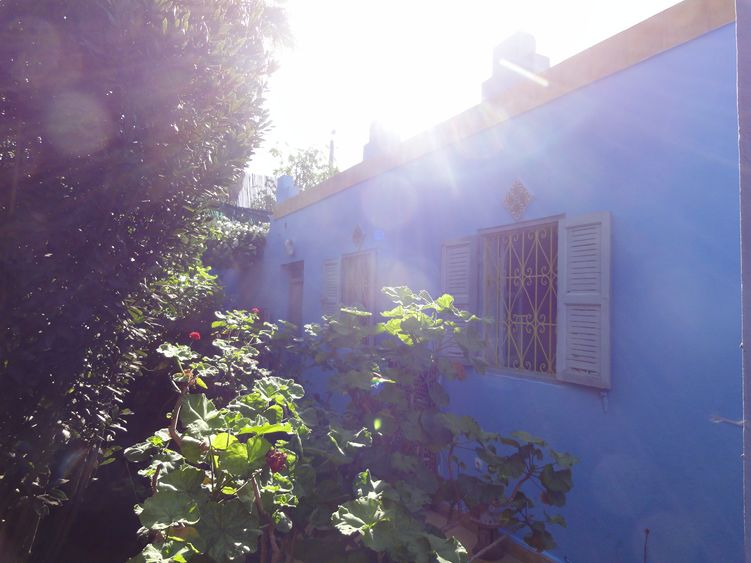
left=255, top=0, right=683, bottom=173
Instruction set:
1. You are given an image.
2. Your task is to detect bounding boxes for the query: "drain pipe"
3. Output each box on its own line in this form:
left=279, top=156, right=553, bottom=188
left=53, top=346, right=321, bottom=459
left=738, top=1, right=751, bottom=561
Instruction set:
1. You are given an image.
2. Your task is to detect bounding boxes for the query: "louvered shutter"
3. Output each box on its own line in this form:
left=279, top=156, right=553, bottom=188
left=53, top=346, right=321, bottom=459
left=322, top=258, right=340, bottom=315
left=556, top=212, right=611, bottom=388
left=441, top=237, right=477, bottom=358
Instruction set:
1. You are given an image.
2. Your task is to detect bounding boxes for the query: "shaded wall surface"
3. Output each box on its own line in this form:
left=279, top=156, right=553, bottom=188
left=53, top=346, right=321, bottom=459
left=250, top=24, right=741, bottom=563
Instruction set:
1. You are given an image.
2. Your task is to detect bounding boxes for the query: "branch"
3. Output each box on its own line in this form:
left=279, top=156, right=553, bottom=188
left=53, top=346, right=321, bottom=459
left=251, top=474, right=281, bottom=563
left=151, top=464, right=162, bottom=495
left=507, top=462, right=535, bottom=504
left=168, top=383, right=189, bottom=449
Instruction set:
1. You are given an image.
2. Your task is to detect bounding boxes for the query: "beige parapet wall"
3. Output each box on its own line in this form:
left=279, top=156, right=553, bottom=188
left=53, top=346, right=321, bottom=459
left=274, top=0, right=735, bottom=219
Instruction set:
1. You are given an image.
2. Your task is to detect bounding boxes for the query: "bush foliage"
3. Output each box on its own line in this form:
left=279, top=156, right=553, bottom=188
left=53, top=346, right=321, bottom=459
left=127, top=288, right=576, bottom=562
left=0, top=1, right=285, bottom=557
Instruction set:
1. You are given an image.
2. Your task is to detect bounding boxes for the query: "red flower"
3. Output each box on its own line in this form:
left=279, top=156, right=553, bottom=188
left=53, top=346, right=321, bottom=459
left=266, top=449, right=287, bottom=473
left=188, top=331, right=201, bottom=341
left=251, top=307, right=260, bottom=315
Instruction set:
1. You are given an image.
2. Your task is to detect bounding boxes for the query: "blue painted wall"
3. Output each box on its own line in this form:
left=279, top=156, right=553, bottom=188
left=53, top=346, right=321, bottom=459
left=250, top=24, right=741, bottom=563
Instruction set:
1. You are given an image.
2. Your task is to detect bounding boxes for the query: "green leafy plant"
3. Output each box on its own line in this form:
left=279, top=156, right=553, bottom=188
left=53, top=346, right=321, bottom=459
left=203, top=216, right=268, bottom=271
left=126, top=333, right=308, bottom=562
left=128, top=288, right=576, bottom=562
left=301, top=287, right=576, bottom=556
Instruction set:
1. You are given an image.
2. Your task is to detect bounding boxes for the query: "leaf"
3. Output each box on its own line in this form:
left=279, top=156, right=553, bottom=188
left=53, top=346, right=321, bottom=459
left=332, top=496, right=388, bottom=540
left=246, top=436, right=272, bottom=465
left=219, top=437, right=270, bottom=477
left=253, top=377, right=305, bottom=402
left=524, top=523, right=556, bottom=552
left=540, top=465, right=573, bottom=493
left=435, top=294, right=455, bottom=311
left=550, top=449, right=578, bottom=469
left=138, top=490, right=199, bottom=531
left=179, top=394, right=222, bottom=437
left=273, top=510, right=293, bottom=533
left=124, top=441, right=155, bottom=462
left=157, top=343, right=195, bottom=362
left=546, top=513, right=567, bottom=527
left=127, top=306, right=145, bottom=324
left=327, top=426, right=372, bottom=461
left=352, top=469, right=390, bottom=498
left=263, top=404, right=283, bottom=423
left=210, top=433, right=237, bottom=451
left=194, top=377, right=208, bottom=390
left=437, top=413, right=480, bottom=439
left=194, top=499, right=261, bottom=561
left=511, top=431, right=546, bottom=446
left=237, top=422, right=292, bottom=437
left=158, top=466, right=204, bottom=494
left=179, top=436, right=206, bottom=464
left=426, top=534, right=468, bottom=563
left=127, top=540, right=195, bottom=563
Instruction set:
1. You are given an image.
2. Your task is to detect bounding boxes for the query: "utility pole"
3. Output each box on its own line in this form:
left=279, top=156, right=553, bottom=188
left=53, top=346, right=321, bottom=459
left=329, top=129, right=336, bottom=174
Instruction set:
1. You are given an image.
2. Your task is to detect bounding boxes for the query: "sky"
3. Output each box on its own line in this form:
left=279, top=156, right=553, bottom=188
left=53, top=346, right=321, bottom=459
left=251, top=0, right=683, bottom=175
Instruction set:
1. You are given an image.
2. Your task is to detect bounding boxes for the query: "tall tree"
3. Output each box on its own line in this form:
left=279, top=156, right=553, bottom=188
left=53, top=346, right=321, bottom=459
left=0, top=1, right=286, bottom=558
left=271, top=144, right=338, bottom=192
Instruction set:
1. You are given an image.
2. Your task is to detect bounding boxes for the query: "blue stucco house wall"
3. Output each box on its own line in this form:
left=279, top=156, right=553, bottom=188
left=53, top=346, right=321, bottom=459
left=246, top=1, right=742, bottom=561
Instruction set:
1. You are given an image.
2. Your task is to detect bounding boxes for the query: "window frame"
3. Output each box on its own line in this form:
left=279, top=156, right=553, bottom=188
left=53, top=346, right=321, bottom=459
left=479, top=215, right=564, bottom=380
left=340, top=248, right=377, bottom=312
left=322, top=249, right=378, bottom=317
left=469, top=211, right=611, bottom=389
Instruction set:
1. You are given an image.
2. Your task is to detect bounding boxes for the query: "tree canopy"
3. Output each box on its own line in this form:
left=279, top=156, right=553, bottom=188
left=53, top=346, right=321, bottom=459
left=0, top=1, right=286, bottom=557
left=271, top=144, right=338, bottom=192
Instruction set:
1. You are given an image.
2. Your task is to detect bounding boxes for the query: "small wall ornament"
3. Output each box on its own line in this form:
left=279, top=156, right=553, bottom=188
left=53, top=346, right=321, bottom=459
left=504, top=180, right=533, bottom=221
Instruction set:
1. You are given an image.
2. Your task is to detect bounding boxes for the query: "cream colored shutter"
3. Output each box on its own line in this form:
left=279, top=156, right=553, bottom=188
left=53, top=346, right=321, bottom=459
left=441, top=238, right=477, bottom=310
left=556, top=212, right=611, bottom=388
left=322, top=258, right=340, bottom=315
left=441, top=237, right=477, bottom=358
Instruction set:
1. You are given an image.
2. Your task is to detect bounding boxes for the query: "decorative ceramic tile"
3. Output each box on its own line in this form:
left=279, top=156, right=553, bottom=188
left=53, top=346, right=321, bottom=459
left=503, top=180, right=533, bottom=221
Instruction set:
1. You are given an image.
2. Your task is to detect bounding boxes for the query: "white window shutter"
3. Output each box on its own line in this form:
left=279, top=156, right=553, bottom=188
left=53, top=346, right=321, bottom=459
left=441, top=237, right=477, bottom=311
left=322, top=258, right=340, bottom=315
left=441, top=237, right=477, bottom=358
left=556, top=212, right=611, bottom=389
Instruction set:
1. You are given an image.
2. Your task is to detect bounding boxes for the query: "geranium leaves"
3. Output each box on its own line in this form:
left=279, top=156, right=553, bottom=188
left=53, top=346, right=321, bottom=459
left=179, top=394, right=223, bottom=437
left=219, top=436, right=271, bottom=477
left=128, top=289, right=575, bottom=562
left=333, top=472, right=468, bottom=563
left=193, top=500, right=261, bottom=561
left=157, top=343, right=196, bottom=363
left=138, top=490, right=200, bottom=531
left=130, top=373, right=305, bottom=562
left=127, top=540, right=196, bottom=563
